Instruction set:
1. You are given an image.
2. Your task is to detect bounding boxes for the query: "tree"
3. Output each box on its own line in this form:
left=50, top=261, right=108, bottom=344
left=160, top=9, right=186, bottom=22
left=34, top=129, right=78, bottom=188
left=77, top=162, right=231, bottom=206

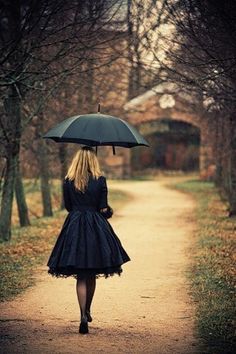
left=0, top=0, right=125, bottom=240
left=141, top=0, right=236, bottom=215
left=127, top=0, right=168, bottom=99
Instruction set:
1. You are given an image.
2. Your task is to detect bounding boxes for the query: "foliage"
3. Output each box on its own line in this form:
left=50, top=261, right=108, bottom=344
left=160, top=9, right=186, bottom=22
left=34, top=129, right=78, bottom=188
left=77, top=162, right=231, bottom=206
left=173, top=179, right=236, bottom=354
left=0, top=179, right=130, bottom=302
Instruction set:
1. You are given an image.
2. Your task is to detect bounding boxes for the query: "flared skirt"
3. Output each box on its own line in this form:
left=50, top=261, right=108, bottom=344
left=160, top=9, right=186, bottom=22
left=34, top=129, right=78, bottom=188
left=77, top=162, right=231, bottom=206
left=47, top=210, right=130, bottom=279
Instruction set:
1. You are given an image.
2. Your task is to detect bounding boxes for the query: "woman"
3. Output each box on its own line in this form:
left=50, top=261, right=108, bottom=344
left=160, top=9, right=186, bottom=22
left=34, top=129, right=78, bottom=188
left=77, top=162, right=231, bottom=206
left=47, top=146, right=130, bottom=334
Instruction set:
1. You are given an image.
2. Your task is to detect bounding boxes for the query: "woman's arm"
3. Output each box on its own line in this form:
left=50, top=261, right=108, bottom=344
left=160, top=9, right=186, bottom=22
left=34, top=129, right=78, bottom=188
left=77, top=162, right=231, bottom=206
left=63, top=180, right=72, bottom=212
left=99, top=177, right=113, bottom=218
left=98, top=176, right=108, bottom=210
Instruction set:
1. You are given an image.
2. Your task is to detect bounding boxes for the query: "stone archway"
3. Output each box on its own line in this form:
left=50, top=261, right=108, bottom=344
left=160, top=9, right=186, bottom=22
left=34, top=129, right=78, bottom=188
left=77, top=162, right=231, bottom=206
left=123, top=84, right=215, bottom=179
left=131, top=119, right=200, bottom=172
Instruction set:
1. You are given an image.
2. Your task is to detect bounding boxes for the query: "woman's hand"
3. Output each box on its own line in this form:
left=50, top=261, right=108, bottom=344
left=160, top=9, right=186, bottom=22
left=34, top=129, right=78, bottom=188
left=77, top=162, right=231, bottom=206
left=99, top=206, right=113, bottom=219
left=100, top=208, right=108, bottom=213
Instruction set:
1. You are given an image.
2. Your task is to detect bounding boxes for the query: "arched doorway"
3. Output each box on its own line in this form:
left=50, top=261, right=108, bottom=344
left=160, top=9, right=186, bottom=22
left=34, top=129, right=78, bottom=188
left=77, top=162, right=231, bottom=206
left=131, top=119, right=200, bottom=171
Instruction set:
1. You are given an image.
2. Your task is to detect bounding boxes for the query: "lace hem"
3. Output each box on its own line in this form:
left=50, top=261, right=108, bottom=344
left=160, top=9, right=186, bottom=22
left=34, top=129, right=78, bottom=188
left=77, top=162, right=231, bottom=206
left=48, top=266, right=123, bottom=279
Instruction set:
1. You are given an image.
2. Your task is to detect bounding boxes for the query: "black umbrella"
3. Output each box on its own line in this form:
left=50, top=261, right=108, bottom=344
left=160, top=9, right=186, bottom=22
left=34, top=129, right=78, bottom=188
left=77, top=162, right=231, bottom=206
left=43, top=111, right=149, bottom=154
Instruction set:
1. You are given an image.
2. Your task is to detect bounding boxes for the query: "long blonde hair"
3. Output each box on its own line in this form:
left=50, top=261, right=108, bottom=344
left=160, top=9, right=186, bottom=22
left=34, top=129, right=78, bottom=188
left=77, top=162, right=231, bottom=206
left=65, top=146, right=101, bottom=192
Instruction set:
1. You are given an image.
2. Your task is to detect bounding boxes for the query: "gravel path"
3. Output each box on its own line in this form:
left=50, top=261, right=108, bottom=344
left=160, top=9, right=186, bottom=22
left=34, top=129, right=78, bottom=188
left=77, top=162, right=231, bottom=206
left=0, top=179, right=200, bottom=354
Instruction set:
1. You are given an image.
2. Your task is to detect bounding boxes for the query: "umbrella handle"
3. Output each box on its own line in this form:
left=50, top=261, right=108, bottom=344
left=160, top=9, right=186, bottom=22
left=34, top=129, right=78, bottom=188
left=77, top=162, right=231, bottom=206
left=112, top=146, right=116, bottom=155
left=98, top=103, right=101, bottom=113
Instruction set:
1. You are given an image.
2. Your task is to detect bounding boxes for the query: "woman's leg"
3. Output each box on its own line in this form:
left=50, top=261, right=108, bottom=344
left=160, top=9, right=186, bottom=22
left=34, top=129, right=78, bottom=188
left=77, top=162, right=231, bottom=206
left=86, top=276, right=96, bottom=320
left=76, top=278, right=87, bottom=320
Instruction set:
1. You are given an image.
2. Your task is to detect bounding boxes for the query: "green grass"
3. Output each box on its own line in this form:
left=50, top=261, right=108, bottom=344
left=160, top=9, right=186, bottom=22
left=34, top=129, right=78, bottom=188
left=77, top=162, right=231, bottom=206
left=172, top=179, right=236, bottom=354
left=0, top=180, right=131, bottom=302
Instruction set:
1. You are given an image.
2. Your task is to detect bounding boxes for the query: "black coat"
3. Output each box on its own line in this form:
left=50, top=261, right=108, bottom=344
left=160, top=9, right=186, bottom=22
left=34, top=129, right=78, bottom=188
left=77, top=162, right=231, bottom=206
left=63, top=175, right=108, bottom=212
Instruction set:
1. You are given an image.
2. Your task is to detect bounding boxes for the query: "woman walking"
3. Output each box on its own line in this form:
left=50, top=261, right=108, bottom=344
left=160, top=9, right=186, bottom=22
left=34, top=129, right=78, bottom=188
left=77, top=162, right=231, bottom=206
left=47, top=146, right=130, bottom=334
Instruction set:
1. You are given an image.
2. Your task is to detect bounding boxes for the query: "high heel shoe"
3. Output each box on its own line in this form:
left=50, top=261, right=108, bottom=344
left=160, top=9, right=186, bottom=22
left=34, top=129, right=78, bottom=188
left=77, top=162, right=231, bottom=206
left=79, top=317, right=89, bottom=334
left=86, top=310, right=92, bottom=323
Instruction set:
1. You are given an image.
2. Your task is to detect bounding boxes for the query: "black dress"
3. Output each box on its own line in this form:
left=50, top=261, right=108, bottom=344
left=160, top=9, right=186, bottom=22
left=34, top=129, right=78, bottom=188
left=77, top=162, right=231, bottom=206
left=47, top=175, right=130, bottom=279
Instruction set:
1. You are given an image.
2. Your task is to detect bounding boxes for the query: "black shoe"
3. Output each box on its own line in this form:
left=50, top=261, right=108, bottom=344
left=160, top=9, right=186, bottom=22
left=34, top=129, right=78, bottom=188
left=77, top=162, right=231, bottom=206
left=86, top=310, right=92, bottom=323
left=79, top=319, right=88, bottom=334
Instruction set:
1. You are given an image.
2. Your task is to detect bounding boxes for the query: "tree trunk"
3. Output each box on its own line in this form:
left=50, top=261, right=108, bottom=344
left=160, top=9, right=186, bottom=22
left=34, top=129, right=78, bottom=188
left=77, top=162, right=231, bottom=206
left=228, top=150, right=236, bottom=216
left=127, top=0, right=135, bottom=100
left=86, top=58, right=94, bottom=112
left=37, top=112, right=53, bottom=217
left=127, top=0, right=142, bottom=100
left=0, top=154, right=17, bottom=241
left=214, top=114, right=223, bottom=187
left=228, top=115, right=236, bottom=216
left=15, top=154, right=30, bottom=226
left=0, top=2, right=24, bottom=240
left=0, top=85, right=22, bottom=241
left=59, top=145, right=67, bottom=210
left=38, top=139, right=53, bottom=216
left=39, top=141, right=53, bottom=217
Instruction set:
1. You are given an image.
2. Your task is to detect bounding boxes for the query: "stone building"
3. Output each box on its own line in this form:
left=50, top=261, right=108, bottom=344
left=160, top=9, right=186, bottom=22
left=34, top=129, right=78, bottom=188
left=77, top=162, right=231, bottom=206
left=102, top=82, right=215, bottom=180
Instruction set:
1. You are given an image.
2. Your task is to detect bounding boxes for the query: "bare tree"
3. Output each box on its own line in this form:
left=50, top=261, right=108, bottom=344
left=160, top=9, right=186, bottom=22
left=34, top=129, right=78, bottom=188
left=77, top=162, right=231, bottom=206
left=136, top=0, right=236, bottom=215
left=127, top=0, right=168, bottom=99
left=0, top=0, right=126, bottom=240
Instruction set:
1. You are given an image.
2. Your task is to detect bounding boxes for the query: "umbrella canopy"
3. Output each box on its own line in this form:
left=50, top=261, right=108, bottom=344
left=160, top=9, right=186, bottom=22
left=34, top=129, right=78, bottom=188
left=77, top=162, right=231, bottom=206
left=43, top=113, right=149, bottom=149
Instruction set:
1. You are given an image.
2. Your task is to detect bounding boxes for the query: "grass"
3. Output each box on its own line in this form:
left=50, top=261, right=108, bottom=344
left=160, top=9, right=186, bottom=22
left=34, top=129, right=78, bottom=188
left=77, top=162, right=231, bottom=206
left=172, top=179, right=236, bottom=354
left=0, top=179, right=131, bottom=302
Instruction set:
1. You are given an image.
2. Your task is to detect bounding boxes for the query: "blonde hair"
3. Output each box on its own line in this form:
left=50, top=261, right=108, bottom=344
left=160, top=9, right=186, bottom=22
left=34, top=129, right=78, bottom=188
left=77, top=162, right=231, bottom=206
left=65, top=146, right=101, bottom=192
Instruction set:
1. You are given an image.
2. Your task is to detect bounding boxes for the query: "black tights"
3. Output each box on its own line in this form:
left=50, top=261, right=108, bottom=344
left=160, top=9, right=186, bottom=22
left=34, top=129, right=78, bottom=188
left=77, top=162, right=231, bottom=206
left=76, top=276, right=96, bottom=320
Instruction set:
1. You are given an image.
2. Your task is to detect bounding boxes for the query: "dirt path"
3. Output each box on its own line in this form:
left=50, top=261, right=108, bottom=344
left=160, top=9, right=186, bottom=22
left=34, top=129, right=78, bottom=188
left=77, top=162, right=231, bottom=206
left=0, top=180, right=200, bottom=354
